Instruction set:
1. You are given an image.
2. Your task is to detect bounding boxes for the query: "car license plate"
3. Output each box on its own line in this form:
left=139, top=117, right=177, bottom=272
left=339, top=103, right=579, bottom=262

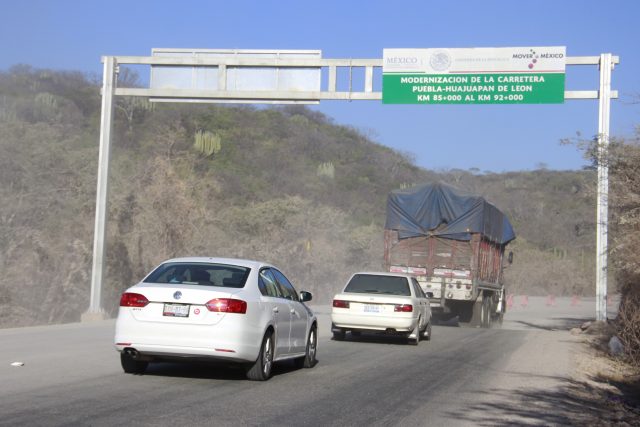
left=163, top=303, right=190, bottom=317
left=364, top=304, right=380, bottom=313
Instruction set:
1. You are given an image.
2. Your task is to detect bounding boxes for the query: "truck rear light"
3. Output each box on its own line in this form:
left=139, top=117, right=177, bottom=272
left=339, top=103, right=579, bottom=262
left=466, top=284, right=472, bottom=290
left=120, top=292, right=149, bottom=307
left=205, top=298, right=247, bottom=314
left=394, top=304, right=413, bottom=312
left=333, top=299, right=350, bottom=308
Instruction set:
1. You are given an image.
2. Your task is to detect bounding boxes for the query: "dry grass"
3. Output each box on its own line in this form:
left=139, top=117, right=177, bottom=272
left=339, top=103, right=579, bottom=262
left=570, top=323, right=640, bottom=426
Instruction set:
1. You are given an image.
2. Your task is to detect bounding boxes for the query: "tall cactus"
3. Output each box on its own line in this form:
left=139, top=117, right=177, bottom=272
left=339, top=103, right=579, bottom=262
left=317, top=161, right=335, bottom=179
left=35, top=92, right=57, bottom=109
left=194, top=130, right=222, bottom=157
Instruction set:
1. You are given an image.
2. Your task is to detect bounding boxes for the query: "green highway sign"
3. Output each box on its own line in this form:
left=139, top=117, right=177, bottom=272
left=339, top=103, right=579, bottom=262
left=383, top=47, right=566, bottom=104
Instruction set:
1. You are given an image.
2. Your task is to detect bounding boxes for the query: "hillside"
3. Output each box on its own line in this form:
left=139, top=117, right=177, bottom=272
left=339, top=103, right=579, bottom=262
left=0, top=66, right=599, bottom=328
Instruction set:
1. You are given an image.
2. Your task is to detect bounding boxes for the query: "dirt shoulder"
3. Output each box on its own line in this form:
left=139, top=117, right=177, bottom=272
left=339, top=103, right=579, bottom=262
left=569, top=324, right=640, bottom=426
left=466, top=296, right=640, bottom=426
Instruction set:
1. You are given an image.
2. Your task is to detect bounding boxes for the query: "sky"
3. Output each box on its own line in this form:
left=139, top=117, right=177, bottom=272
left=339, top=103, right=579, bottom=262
left=1, top=0, right=638, bottom=172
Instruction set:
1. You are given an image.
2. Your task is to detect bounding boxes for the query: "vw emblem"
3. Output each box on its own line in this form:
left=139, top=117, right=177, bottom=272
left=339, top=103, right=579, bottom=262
left=173, top=291, right=182, bottom=300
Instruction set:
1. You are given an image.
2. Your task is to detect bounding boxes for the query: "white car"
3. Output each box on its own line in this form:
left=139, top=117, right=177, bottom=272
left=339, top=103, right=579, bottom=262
left=114, top=257, right=318, bottom=381
left=331, top=272, right=432, bottom=345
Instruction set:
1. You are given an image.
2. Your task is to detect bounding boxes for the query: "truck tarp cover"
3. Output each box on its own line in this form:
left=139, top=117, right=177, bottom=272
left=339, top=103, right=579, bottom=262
left=385, top=182, right=515, bottom=244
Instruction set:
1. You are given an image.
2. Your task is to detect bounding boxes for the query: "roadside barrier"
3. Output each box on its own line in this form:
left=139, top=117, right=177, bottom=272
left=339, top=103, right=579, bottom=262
left=571, top=295, right=581, bottom=306
left=520, top=295, right=529, bottom=308
left=545, top=294, right=557, bottom=306
left=506, top=294, right=515, bottom=310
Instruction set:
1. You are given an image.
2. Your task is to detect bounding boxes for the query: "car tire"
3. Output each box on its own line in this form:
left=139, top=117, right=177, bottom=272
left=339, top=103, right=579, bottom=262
left=120, top=352, right=148, bottom=374
left=294, top=325, right=318, bottom=369
left=422, top=321, right=432, bottom=341
left=332, top=324, right=346, bottom=341
left=408, top=319, right=421, bottom=346
left=246, top=331, right=274, bottom=381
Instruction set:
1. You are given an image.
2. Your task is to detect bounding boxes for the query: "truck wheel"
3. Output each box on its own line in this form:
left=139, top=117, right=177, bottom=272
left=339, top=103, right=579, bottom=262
left=469, top=299, right=483, bottom=327
left=481, top=296, right=493, bottom=328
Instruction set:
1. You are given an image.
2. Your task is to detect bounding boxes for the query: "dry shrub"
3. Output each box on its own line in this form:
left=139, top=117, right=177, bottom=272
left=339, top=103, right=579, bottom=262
left=617, top=277, right=640, bottom=366
left=610, top=135, right=640, bottom=367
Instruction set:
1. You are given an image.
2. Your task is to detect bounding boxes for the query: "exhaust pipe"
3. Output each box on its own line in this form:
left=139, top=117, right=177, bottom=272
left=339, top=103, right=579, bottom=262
left=124, top=348, right=140, bottom=359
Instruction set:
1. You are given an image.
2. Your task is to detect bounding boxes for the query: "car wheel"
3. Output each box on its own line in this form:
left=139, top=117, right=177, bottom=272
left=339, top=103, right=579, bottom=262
left=294, top=325, right=318, bottom=369
left=422, top=321, right=432, bottom=341
left=246, top=331, right=274, bottom=381
left=408, top=319, right=420, bottom=346
left=120, top=352, right=148, bottom=374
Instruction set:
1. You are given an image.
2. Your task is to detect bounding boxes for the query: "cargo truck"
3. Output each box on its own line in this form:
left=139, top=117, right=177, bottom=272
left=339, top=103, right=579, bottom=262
left=384, top=182, right=515, bottom=328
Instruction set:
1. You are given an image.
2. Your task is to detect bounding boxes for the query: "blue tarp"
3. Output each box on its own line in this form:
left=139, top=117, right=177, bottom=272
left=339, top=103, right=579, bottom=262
left=385, top=182, right=516, bottom=245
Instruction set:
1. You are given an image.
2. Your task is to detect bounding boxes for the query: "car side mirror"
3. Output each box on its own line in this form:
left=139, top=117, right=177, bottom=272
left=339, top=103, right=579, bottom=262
left=300, top=291, right=313, bottom=302
left=426, top=292, right=434, bottom=299
left=508, top=251, right=514, bottom=264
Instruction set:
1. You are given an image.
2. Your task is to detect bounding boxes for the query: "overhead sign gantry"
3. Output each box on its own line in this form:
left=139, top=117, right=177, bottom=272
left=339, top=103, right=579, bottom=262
left=85, top=47, right=618, bottom=322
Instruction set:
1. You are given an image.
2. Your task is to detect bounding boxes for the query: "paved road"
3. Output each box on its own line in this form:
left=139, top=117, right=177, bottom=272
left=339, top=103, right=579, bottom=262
left=0, top=296, right=616, bottom=426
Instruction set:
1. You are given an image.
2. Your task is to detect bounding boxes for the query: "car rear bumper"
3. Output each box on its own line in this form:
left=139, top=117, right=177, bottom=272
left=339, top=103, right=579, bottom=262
left=114, top=309, right=262, bottom=363
left=331, top=312, right=418, bottom=332
left=115, top=343, right=257, bottom=363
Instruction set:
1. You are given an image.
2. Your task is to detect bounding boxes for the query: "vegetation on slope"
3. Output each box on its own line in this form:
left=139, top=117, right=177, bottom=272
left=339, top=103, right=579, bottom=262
left=0, top=66, right=608, bottom=327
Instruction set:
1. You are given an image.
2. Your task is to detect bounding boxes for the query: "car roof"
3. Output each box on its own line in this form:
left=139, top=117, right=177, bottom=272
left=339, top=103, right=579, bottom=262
left=349, top=271, right=414, bottom=280
left=160, top=257, right=273, bottom=270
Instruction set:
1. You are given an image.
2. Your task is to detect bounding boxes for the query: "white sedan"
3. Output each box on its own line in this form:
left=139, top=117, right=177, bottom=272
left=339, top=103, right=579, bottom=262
left=114, top=257, right=318, bottom=381
left=331, top=272, right=432, bottom=345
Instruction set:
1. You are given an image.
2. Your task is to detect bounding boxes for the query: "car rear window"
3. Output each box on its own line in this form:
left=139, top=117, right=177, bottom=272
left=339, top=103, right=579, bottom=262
left=144, top=263, right=250, bottom=288
left=344, top=274, right=410, bottom=296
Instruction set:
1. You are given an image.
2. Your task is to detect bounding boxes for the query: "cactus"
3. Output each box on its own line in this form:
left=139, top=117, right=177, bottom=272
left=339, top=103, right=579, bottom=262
left=551, top=247, right=567, bottom=260
left=0, top=96, right=16, bottom=122
left=194, top=130, right=222, bottom=157
left=35, top=92, right=57, bottom=109
left=317, top=161, right=335, bottom=179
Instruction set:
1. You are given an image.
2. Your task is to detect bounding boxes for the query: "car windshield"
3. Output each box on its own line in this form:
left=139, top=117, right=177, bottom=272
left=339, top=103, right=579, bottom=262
left=144, top=263, right=250, bottom=288
left=344, top=274, right=410, bottom=296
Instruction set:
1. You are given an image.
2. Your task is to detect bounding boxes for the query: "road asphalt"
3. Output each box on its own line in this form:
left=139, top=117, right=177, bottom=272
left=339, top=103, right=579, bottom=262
left=0, top=296, right=616, bottom=426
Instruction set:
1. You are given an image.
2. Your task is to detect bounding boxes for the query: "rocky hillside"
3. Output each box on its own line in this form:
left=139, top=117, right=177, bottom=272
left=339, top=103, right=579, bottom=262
left=0, top=66, right=600, bottom=327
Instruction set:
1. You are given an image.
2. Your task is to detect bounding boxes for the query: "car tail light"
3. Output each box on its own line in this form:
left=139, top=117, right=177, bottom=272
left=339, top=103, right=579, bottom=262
left=466, top=284, right=472, bottom=290
left=120, top=292, right=149, bottom=307
left=333, top=299, right=350, bottom=309
left=205, top=298, right=247, bottom=314
left=394, top=304, right=413, bottom=312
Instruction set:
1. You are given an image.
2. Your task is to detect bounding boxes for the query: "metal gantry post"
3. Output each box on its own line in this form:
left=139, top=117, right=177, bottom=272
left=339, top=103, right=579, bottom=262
left=596, top=53, right=612, bottom=322
left=85, top=52, right=618, bottom=322
left=83, top=56, right=116, bottom=320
